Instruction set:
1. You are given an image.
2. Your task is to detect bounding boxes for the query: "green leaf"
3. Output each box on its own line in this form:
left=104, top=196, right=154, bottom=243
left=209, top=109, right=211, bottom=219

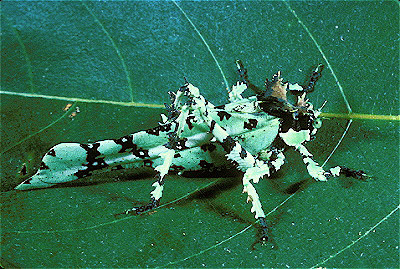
left=1, top=1, right=398, bottom=268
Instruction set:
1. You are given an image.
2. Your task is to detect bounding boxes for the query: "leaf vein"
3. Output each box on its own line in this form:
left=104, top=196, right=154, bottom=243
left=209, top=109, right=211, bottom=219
left=81, top=1, right=134, bottom=102
left=173, top=1, right=229, bottom=91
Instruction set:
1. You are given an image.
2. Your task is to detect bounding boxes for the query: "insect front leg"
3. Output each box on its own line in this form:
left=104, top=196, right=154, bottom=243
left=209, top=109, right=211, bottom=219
left=287, top=64, right=325, bottom=98
left=295, top=143, right=368, bottom=181
left=302, top=64, right=325, bottom=93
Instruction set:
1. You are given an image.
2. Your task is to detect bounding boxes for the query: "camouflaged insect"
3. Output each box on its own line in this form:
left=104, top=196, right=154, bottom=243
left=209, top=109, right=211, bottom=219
left=15, top=60, right=368, bottom=241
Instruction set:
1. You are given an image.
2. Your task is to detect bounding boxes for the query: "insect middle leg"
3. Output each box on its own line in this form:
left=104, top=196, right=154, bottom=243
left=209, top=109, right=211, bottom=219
left=181, top=83, right=280, bottom=240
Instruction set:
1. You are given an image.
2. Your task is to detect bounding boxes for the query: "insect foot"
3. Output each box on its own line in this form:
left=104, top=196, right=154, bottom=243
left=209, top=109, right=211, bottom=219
left=125, top=198, right=160, bottom=215
left=337, top=166, right=371, bottom=181
left=251, top=216, right=274, bottom=250
left=258, top=217, right=270, bottom=242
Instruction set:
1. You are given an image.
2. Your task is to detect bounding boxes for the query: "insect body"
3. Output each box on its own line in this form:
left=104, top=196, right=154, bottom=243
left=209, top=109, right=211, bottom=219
left=15, top=61, right=367, bottom=241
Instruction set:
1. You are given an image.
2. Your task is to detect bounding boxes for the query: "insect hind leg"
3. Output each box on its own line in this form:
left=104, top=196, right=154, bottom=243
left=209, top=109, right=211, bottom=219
left=124, top=87, right=194, bottom=215
left=125, top=148, right=175, bottom=215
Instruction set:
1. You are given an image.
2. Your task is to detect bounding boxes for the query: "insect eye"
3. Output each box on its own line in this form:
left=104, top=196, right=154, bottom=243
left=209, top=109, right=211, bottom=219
left=313, top=118, right=322, bottom=129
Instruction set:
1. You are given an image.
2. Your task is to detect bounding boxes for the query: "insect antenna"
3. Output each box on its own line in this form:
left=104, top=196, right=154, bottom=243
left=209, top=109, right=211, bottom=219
left=319, top=100, right=328, bottom=111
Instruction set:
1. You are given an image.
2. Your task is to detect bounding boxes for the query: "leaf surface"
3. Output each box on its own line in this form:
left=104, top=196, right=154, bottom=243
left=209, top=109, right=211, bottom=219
left=1, top=1, right=398, bottom=268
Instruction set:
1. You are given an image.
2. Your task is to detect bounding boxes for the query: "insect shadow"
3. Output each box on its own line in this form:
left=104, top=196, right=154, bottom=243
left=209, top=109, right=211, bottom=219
left=171, top=172, right=307, bottom=249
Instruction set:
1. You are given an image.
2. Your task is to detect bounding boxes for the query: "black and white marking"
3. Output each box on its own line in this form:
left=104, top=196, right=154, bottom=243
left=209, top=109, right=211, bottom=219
left=15, top=61, right=368, bottom=243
